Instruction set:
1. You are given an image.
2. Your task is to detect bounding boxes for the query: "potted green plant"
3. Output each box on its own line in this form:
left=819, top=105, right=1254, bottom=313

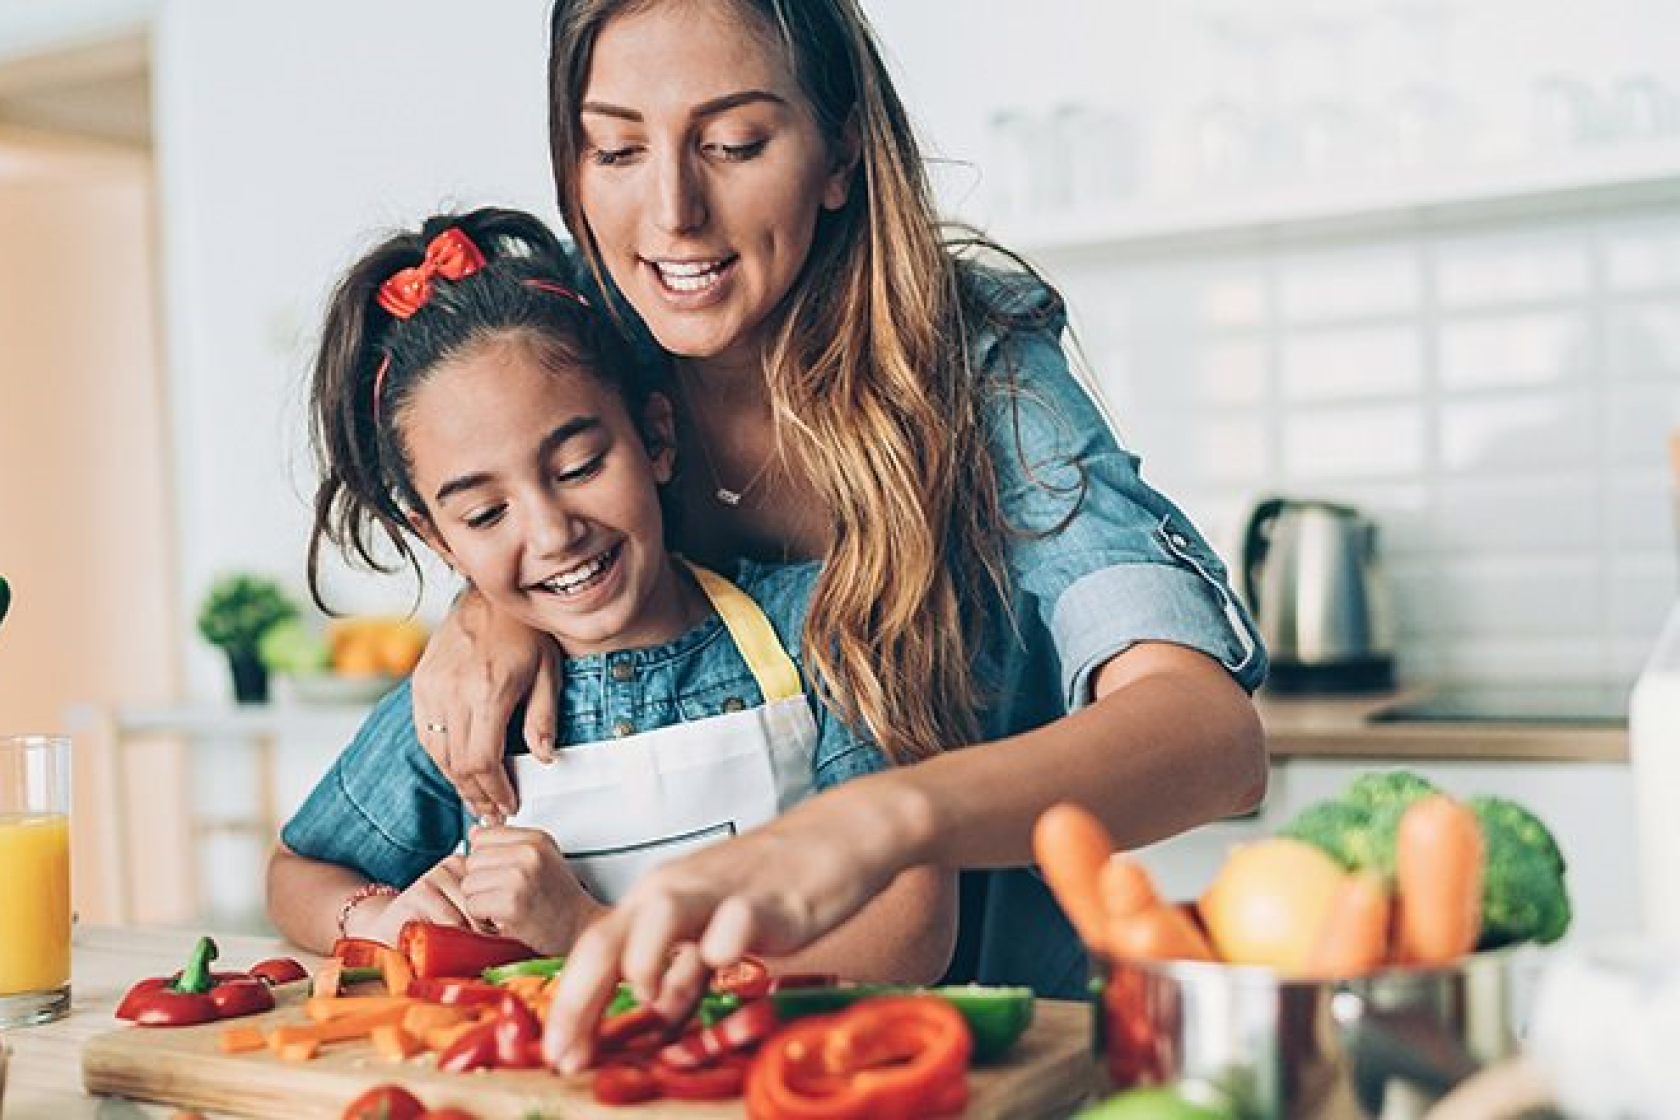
left=196, top=573, right=298, bottom=704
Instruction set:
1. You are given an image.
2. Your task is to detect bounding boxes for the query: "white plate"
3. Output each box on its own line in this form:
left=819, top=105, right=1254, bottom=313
left=279, top=673, right=399, bottom=706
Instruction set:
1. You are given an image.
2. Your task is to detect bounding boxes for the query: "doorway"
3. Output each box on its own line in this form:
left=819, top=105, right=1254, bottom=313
left=0, top=33, right=191, bottom=924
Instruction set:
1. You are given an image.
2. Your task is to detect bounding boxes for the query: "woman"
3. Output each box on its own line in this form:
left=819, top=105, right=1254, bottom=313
left=408, top=0, right=1268, bottom=1068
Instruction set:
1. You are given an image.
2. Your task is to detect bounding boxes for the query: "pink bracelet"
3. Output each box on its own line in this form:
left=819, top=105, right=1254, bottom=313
left=337, top=882, right=399, bottom=938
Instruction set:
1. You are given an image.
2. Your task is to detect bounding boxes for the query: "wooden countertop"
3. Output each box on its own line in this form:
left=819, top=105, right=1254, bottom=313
left=1257, top=688, right=1628, bottom=763
left=4, top=926, right=298, bottom=1118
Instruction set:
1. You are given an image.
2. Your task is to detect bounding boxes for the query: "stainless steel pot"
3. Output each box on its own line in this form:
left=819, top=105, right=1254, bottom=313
left=1094, top=948, right=1534, bottom=1120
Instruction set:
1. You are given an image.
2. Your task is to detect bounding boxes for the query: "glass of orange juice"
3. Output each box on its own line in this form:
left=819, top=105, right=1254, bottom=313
left=0, top=734, right=71, bottom=1028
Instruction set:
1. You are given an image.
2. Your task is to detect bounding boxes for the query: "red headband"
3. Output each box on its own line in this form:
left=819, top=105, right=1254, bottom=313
left=376, top=227, right=486, bottom=320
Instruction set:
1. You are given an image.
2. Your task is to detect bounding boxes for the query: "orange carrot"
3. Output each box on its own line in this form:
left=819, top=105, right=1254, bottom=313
left=1107, top=904, right=1218, bottom=963
left=1099, top=853, right=1161, bottom=919
left=370, top=1023, right=424, bottom=1061
left=303, top=995, right=414, bottom=1023
left=1033, top=802, right=1117, bottom=952
left=216, top=1025, right=267, bottom=1054
left=310, top=958, right=343, bottom=999
left=1304, top=871, right=1393, bottom=977
left=267, top=1005, right=410, bottom=1051
left=377, top=946, right=414, bottom=998
left=1099, top=855, right=1216, bottom=962
left=1395, top=794, right=1484, bottom=965
left=402, top=1001, right=469, bottom=1037
left=278, top=1039, right=321, bottom=1062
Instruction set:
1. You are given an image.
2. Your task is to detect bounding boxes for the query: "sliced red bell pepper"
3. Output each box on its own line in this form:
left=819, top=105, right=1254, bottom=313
left=436, top=1020, right=500, bottom=1073
left=593, top=1063, right=662, bottom=1106
left=492, top=993, right=544, bottom=1069
left=658, top=998, right=779, bottom=1070
left=653, top=1059, right=748, bottom=1100
left=115, top=937, right=276, bottom=1028
left=745, top=996, right=971, bottom=1120
left=398, top=922, right=538, bottom=979
left=247, top=957, right=309, bottom=986
left=595, top=1005, right=675, bottom=1058
left=710, top=955, right=772, bottom=1000
left=330, top=936, right=389, bottom=970
left=407, top=976, right=507, bottom=1007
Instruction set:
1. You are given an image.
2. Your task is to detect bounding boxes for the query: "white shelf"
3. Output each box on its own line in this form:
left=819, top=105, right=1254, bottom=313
left=997, top=140, right=1680, bottom=260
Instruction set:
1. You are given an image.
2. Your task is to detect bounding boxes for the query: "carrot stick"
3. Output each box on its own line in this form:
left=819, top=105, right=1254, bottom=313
left=402, top=1002, right=469, bottom=1037
left=303, top=995, right=414, bottom=1022
left=1099, top=853, right=1161, bottom=919
left=371, top=1023, right=424, bottom=1061
left=311, top=958, right=343, bottom=999
left=278, top=1039, right=321, bottom=1062
left=267, top=1005, right=410, bottom=1051
left=1395, top=794, right=1485, bottom=965
left=377, top=946, right=414, bottom=998
left=1304, top=872, right=1393, bottom=977
left=216, top=1025, right=267, bottom=1054
left=1033, top=802, right=1116, bottom=953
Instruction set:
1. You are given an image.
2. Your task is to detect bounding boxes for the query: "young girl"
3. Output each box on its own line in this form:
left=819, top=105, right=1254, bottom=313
left=267, top=207, right=952, bottom=985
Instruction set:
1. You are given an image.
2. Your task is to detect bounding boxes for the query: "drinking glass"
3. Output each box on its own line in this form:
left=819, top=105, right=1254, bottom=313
left=0, top=734, right=71, bottom=1027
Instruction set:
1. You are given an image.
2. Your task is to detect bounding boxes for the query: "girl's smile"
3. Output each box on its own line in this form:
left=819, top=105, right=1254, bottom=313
left=402, top=334, right=703, bottom=656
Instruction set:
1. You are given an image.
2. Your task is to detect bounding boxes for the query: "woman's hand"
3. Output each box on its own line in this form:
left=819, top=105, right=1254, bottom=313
left=541, top=775, right=926, bottom=1073
left=460, top=825, right=607, bottom=956
left=349, top=856, right=476, bottom=944
left=411, top=586, right=560, bottom=820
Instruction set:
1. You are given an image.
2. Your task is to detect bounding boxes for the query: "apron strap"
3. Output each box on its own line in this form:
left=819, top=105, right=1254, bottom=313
left=682, top=560, right=804, bottom=703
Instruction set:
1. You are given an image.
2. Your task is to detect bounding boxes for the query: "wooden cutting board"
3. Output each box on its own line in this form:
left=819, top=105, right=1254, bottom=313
left=82, top=985, right=1096, bottom=1119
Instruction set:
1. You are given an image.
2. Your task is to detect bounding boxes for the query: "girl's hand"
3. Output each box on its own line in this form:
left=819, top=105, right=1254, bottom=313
left=350, top=855, right=476, bottom=944
left=461, top=825, right=606, bottom=956
left=411, top=586, right=561, bottom=820
left=541, top=777, right=915, bottom=1073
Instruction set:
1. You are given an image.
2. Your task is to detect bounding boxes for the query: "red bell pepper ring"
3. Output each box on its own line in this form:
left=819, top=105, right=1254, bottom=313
left=658, top=998, right=779, bottom=1070
left=247, top=957, right=309, bottom=986
left=398, top=921, right=538, bottom=980
left=115, top=936, right=276, bottom=1028
left=745, top=996, right=971, bottom=1120
left=593, top=1062, right=662, bottom=1106
left=710, top=955, right=772, bottom=1000
left=330, top=936, right=388, bottom=969
left=595, top=1005, right=675, bottom=1058
left=653, top=1059, right=749, bottom=1101
left=436, top=1020, right=500, bottom=1073
left=492, top=993, right=544, bottom=1069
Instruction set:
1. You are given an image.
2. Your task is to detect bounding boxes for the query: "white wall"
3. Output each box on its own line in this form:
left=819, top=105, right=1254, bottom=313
left=152, top=0, right=558, bottom=696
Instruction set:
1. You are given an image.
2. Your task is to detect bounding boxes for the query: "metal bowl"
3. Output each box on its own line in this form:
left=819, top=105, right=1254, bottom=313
left=1092, top=947, right=1536, bottom=1120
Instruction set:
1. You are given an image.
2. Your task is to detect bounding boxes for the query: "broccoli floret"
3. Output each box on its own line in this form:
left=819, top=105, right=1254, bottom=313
left=1280, top=771, right=1439, bottom=880
left=1342, top=771, right=1439, bottom=816
left=1469, top=795, right=1572, bottom=948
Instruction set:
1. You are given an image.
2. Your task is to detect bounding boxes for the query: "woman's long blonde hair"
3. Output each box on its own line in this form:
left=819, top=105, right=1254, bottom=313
left=549, top=0, right=1022, bottom=764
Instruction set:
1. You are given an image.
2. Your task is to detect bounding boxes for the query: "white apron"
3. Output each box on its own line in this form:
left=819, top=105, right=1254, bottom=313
left=505, top=563, right=817, bottom=903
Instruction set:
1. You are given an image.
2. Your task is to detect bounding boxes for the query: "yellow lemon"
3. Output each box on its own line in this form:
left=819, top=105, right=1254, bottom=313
left=1198, top=837, right=1348, bottom=971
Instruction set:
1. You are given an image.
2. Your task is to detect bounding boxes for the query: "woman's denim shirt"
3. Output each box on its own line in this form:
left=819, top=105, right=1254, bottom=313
left=281, top=560, right=884, bottom=888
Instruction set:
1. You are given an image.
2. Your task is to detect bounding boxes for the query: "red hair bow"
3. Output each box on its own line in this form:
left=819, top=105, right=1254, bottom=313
left=376, top=228, right=487, bottom=319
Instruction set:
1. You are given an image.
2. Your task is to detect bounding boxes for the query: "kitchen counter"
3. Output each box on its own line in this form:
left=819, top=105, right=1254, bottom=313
left=3, top=926, right=299, bottom=1118
left=1257, top=688, right=1628, bottom=763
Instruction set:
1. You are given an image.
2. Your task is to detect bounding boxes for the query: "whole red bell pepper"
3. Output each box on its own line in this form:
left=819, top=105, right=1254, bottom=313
left=398, top=922, right=537, bottom=979
left=115, top=936, right=276, bottom=1027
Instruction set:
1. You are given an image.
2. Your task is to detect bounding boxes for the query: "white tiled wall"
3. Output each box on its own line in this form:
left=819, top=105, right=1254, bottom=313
left=1051, top=209, right=1680, bottom=689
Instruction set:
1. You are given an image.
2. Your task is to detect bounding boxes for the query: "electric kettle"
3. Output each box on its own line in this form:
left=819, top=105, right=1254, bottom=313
left=1241, top=497, right=1395, bottom=693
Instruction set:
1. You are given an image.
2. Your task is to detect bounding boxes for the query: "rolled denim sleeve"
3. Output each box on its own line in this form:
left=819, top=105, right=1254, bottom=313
left=977, top=275, right=1267, bottom=708
left=279, top=680, right=468, bottom=887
